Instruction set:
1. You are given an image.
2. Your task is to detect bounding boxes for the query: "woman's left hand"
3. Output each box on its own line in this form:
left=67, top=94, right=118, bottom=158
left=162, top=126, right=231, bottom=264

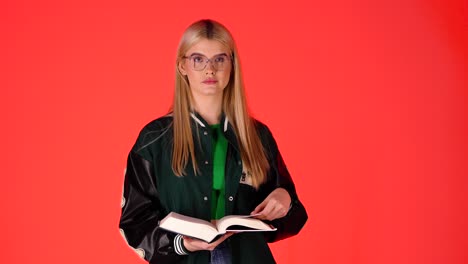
left=251, top=188, right=291, bottom=221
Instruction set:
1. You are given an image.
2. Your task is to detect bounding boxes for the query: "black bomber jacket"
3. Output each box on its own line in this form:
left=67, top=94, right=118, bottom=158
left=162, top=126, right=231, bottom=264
left=119, top=113, right=308, bottom=264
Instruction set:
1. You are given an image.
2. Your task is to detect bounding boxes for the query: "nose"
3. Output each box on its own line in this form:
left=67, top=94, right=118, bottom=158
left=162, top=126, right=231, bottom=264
left=204, top=60, right=216, bottom=74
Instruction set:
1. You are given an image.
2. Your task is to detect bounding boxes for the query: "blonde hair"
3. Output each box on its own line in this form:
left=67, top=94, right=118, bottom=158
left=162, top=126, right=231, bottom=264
left=171, top=19, right=269, bottom=189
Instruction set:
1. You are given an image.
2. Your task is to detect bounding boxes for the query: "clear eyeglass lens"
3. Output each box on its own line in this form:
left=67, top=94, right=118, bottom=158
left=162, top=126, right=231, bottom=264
left=190, top=55, right=228, bottom=71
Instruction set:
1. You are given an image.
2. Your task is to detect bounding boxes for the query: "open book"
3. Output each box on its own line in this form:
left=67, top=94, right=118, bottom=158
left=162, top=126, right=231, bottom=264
left=159, top=212, right=277, bottom=243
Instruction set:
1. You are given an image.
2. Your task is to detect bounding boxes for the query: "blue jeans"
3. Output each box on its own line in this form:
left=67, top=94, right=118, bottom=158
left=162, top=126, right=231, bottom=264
left=210, top=240, right=231, bottom=264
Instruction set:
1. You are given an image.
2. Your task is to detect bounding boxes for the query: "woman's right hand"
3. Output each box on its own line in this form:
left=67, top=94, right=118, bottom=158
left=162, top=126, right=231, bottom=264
left=182, top=232, right=234, bottom=252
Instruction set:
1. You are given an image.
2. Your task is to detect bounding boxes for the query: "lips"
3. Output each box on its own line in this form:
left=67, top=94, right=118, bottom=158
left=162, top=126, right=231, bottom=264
left=202, top=78, right=218, bottom=84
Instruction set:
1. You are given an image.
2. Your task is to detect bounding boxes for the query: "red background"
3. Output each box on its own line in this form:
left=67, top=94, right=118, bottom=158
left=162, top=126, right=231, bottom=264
left=2, top=0, right=467, bottom=263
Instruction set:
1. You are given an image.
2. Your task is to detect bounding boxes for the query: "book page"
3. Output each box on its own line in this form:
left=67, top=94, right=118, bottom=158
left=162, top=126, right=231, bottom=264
left=215, top=215, right=276, bottom=233
left=159, top=212, right=220, bottom=242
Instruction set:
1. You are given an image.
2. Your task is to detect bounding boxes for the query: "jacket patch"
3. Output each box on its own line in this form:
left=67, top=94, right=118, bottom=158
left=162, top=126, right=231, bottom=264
left=239, top=172, right=253, bottom=186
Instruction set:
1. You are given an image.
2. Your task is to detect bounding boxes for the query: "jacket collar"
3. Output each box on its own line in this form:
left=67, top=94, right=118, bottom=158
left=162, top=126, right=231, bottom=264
left=190, top=111, right=240, bottom=152
left=190, top=111, right=229, bottom=133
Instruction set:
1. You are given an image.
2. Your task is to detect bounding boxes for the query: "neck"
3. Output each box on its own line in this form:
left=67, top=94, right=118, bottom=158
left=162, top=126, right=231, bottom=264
left=192, top=95, right=223, bottom=125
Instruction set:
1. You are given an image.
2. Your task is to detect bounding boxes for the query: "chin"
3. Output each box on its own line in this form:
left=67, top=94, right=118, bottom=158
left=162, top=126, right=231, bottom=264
left=199, top=88, right=223, bottom=95
left=202, top=91, right=223, bottom=96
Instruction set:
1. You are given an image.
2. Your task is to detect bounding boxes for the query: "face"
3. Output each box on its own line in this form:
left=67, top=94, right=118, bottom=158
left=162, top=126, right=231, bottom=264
left=178, top=39, right=232, bottom=100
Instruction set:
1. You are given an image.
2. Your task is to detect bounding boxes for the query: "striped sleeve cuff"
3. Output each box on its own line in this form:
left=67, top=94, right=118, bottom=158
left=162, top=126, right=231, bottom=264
left=174, top=234, right=190, bottom=255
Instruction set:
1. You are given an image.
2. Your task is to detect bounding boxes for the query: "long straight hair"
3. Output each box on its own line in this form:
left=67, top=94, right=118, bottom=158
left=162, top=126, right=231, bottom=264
left=171, top=19, right=269, bottom=189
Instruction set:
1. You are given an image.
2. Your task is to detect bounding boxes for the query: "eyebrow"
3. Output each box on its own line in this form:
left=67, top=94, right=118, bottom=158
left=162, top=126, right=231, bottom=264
left=188, top=52, right=228, bottom=57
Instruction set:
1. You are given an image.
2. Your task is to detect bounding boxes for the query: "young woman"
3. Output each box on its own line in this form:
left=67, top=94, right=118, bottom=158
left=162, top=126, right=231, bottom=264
left=119, top=19, right=308, bottom=264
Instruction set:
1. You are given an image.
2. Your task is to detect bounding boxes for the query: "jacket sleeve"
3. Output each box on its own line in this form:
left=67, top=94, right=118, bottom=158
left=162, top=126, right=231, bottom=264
left=261, top=127, right=308, bottom=242
left=119, top=150, right=186, bottom=263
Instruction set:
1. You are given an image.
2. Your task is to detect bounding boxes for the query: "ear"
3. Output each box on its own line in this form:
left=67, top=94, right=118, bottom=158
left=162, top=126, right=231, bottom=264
left=178, top=61, right=187, bottom=75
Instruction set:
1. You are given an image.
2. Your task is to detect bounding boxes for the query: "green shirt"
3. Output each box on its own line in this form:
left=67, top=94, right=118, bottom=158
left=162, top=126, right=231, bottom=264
left=210, top=124, right=228, bottom=219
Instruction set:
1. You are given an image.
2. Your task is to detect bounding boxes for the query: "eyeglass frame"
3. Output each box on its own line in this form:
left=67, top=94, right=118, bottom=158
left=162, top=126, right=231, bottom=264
left=181, top=53, right=233, bottom=71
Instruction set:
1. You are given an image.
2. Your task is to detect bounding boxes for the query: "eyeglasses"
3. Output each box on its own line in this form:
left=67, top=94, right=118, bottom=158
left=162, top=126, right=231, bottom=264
left=183, top=54, right=231, bottom=71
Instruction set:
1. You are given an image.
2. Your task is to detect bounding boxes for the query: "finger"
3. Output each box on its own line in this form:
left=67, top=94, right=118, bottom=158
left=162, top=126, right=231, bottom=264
left=207, top=233, right=233, bottom=250
left=256, top=201, right=277, bottom=220
left=212, top=233, right=233, bottom=245
left=251, top=200, right=267, bottom=215
left=268, top=205, right=286, bottom=220
left=266, top=200, right=289, bottom=220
